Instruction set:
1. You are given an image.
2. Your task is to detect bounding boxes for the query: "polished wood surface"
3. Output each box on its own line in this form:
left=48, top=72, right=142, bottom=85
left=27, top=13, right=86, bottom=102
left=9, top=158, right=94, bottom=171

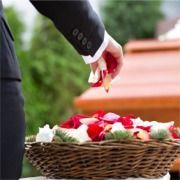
left=74, top=39, right=180, bottom=171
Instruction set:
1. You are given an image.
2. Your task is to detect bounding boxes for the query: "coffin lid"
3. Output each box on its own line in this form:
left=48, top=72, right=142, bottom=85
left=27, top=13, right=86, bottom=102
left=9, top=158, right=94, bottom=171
left=125, top=39, right=180, bottom=53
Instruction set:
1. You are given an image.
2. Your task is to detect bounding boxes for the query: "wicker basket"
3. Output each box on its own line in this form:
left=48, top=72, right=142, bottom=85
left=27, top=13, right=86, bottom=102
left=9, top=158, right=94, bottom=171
left=25, top=138, right=180, bottom=179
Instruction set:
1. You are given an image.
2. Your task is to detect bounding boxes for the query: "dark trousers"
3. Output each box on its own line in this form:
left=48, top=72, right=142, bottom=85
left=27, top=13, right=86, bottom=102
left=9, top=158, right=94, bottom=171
left=1, top=79, right=25, bottom=179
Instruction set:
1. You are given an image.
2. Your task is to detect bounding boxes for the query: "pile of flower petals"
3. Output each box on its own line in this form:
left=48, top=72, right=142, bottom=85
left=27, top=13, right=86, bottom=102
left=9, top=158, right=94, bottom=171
left=58, top=111, right=180, bottom=142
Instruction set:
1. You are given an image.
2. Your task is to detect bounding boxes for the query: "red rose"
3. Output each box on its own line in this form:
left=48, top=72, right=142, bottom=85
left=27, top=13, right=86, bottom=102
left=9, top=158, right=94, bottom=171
left=87, top=124, right=104, bottom=141
left=60, top=114, right=88, bottom=129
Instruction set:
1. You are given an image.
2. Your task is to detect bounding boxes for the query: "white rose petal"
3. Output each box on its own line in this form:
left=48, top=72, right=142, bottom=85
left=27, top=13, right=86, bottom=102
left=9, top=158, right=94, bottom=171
left=80, top=118, right=99, bottom=125
left=132, top=118, right=174, bottom=132
left=88, top=68, right=100, bottom=83
left=36, top=124, right=54, bottom=142
left=59, top=125, right=91, bottom=143
left=132, top=117, right=151, bottom=127
left=75, top=125, right=91, bottom=143
left=151, top=121, right=174, bottom=131
left=111, top=122, right=125, bottom=133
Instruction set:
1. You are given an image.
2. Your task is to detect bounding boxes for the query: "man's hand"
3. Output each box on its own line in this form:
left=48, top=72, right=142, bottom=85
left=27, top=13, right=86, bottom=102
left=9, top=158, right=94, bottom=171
left=90, top=36, right=123, bottom=80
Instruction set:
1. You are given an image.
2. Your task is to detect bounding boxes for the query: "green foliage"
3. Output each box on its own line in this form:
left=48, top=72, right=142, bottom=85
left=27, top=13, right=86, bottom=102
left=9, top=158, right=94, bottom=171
left=150, top=129, right=170, bottom=141
left=102, top=0, right=163, bottom=45
left=54, top=129, right=78, bottom=143
left=105, top=130, right=132, bottom=140
left=25, top=16, right=89, bottom=135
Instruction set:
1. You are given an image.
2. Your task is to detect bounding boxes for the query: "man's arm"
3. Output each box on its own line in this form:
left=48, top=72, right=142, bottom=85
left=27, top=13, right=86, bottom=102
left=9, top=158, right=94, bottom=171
left=30, top=0, right=123, bottom=82
left=30, top=0, right=107, bottom=64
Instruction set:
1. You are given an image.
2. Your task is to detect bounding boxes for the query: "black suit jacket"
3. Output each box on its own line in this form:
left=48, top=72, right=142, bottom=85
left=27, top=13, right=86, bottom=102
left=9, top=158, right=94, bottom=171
left=0, top=0, right=21, bottom=79
left=0, top=0, right=105, bottom=80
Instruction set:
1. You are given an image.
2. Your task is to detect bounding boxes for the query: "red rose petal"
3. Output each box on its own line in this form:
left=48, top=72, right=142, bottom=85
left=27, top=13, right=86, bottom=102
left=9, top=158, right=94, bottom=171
left=91, top=52, right=118, bottom=87
left=60, top=114, right=88, bottom=129
left=91, top=79, right=103, bottom=87
left=119, top=116, right=133, bottom=127
left=103, top=52, right=118, bottom=74
left=137, top=126, right=152, bottom=132
left=98, top=132, right=105, bottom=141
left=169, top=126, right=180, bottom=139
left=124, top=125, right=134, bottom=129
left=92, top=110, right=106, bottom=118
left=87, top=124, right=104, bottom=141
left=96, top=120, right=105, bottom=127
left=102, top=112, right=120, bottom=122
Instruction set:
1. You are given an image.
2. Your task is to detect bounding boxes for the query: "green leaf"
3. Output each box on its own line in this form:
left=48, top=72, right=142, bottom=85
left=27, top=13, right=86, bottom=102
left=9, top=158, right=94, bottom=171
left=150, top=129, right=170, bottom=141
left=105, top=130, right=132, bottom=140
left=53, top=135, right=63, bottom=143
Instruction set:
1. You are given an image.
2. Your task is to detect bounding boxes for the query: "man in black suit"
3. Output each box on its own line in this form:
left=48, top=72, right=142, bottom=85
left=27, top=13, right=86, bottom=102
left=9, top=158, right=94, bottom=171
left=0, top=0, right=123, bottom=179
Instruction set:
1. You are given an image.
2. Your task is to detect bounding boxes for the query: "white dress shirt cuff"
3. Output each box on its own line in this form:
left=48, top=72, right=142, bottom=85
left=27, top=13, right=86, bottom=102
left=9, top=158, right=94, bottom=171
left=82, top=31, right=110, bottom=64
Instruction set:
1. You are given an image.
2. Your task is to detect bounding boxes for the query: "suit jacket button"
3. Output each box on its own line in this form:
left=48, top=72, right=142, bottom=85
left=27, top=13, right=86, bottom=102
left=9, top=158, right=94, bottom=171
left=82, top=37, right=87, bottom=45
left=72, top=28, right=79, bottom=36
left=87, top=41, right=92, bottom=49
left=77, top=33, right=83, bottom=40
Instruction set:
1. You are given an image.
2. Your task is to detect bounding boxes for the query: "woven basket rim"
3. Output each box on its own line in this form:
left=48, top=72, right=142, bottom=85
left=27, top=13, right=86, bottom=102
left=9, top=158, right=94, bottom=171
left=25, top=136, right=180, bottom=147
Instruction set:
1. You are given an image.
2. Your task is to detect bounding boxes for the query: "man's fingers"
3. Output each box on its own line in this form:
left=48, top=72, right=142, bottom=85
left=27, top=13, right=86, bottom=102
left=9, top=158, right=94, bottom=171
left=98, top=57, right=107, bottom=71
left=89, top=36, right=124, bottom=85
left=111, top=57, right=123, bottom=78
left=105, top=44, right=123, bottom=79
left=90, top=62, right=98, bottom=74
left=89, top=57, right=106, bottom=83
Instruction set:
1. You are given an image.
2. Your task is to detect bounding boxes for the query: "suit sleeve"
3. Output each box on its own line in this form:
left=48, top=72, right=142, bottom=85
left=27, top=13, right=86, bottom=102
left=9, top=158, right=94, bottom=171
left=30, top=0, right=108, bottom=63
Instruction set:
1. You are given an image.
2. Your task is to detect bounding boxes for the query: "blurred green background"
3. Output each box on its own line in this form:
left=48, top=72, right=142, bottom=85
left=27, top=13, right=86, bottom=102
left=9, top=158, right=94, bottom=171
left=4, top=0, right=163, bottom=177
